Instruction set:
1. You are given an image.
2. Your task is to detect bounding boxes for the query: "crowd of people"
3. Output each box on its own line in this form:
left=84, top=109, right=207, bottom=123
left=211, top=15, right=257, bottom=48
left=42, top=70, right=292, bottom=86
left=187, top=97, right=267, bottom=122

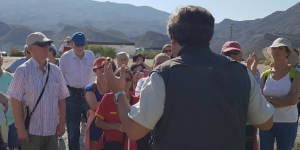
left=0, top=5, right=299, bottom=150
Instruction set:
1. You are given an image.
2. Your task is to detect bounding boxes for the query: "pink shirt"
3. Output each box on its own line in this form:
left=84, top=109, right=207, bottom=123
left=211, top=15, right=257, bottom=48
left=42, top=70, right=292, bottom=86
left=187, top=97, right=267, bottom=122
left=7, top=58, right=70, bottom=136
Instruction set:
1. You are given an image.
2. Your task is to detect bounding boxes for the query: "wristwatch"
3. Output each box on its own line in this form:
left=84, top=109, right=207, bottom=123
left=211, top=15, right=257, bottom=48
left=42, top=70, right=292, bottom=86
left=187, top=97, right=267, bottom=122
left=114, top=91, right=125, bottom=104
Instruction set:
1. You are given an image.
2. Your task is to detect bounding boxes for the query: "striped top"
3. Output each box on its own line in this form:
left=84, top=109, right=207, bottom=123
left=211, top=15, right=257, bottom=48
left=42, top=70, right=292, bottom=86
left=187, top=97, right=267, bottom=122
left=7, top=58, right=70, bottom=136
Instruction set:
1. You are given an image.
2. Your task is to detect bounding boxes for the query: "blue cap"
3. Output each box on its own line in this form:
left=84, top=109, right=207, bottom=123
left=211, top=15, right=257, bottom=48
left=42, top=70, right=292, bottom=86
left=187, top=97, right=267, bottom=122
left=50, top=44, right=57, bottom=52
left=72, top=32, right=86, bottom=46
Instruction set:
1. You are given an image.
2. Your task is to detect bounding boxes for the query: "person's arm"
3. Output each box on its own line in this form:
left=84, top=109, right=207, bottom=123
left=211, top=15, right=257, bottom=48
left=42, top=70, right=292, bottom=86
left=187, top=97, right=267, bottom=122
left=85, top=92, right=100, bottom=111
left=56, top=99, right=66, bottom=136
left=104, top=62, right=164, bottom=140
left=0, top=92, right=8, bottom=105
left=247, top=71, right=274, bottom=131
left=117, top=94, right=151, bottom=140
left=265, top=71, right=300, bottom=107
left=95, top=117, right=124, bottom=132
left=141, top=61, right=152, bottom=71
left=246, top=53, right=258, bottom=77
left=11, top=97, right=28, bottom=141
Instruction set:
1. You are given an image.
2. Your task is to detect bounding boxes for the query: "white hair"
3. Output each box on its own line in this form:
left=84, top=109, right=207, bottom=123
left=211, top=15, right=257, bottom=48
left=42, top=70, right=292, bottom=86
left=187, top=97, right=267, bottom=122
left=116, top=52, right=129, bottom=60
left=153, top=53, right=170, bottom=65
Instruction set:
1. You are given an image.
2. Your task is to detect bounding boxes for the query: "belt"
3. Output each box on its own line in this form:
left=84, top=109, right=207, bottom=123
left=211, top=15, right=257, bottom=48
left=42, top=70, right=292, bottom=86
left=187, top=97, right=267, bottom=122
left=67, top=85, right=84, bottom=92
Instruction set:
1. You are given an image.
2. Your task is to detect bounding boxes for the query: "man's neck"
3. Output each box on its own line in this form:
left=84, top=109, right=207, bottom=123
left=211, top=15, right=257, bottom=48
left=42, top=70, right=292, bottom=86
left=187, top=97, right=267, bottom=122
left=48, top=57, right=56, bottom=64
left=34, top=57, right=47, bottom=70
left=75, top=52, right=84, bottom=59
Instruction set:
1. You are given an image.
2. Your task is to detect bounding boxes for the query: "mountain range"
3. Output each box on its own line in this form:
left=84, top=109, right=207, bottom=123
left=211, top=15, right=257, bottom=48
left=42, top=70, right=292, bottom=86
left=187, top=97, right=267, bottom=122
left=0, top=0, right=300, bottom=60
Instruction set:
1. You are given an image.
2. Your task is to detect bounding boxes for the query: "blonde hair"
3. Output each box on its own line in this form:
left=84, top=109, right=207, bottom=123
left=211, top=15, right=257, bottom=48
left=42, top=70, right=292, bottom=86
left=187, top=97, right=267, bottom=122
left=161, top=44, right=171, bottom=53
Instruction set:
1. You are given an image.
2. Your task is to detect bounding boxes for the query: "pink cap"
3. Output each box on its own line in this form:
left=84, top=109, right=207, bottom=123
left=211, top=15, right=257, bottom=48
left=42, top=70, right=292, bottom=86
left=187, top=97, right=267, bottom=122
left=222, top=41, right=241, bottom=52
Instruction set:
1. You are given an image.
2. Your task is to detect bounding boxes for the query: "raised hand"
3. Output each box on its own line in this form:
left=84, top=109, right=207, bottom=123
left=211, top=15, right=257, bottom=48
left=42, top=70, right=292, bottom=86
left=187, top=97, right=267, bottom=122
left=104, top=61, right=126, bottom=93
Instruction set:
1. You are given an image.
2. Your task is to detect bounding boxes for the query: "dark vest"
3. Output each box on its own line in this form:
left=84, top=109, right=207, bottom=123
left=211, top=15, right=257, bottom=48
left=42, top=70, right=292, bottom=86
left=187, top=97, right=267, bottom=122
left=151, top=47, right=251, bottom=150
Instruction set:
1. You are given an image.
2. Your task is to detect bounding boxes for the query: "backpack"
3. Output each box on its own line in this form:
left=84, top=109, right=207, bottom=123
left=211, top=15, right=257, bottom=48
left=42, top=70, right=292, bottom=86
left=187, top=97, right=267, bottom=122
left=263, top=68, right=296, bottom=83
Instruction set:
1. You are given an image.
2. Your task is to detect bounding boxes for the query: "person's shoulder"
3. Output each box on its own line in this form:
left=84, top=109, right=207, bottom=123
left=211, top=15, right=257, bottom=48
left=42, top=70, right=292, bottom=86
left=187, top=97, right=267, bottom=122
left=84, top=50, right=95, bottom=56
left=85, top=83, right=94, bottom=91
left=2, top=70, right=13, bottom=80
left=49, top=63, right=60, bottom=71
left=60, top=50, right=73, bottom=59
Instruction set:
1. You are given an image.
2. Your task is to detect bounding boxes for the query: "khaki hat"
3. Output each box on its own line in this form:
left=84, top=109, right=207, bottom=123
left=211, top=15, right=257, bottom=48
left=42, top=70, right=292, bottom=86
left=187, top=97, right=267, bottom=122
left=262, top=38, right=298, bottom=64
left=64, top=36, right=72, bottom=42
left=26, top=32, right=52, bottom=45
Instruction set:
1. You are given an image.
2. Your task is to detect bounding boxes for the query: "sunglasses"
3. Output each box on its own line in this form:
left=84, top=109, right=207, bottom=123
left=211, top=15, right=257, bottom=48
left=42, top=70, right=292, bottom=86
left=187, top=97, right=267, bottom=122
left=32, top=41, right=52, bottom=47
left=26, top=51, right=31, bottom=54
left=67, top=41, right=72, bottom=43
left=126, top=78, right=133, bottom=82
left=133, top=69, right=145, bottom=75
left=223, top=51, right=241, bottom=56
left=164, top=50, right=171, bottom=53
left=75, top=44, right=85, bottom=47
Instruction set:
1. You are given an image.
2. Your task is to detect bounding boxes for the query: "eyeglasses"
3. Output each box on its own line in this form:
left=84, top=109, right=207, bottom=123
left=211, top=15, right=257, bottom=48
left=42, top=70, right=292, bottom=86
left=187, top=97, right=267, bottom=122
left=126, top=78, right=133, bottom=82
left=26, top=51, right=31, bottom=54
left=133, top=69, right=145, bottom=75
left=32, top=41, right=52, bottom=48
left=164, top=50, right=171, bottom=53
left=67, top=41, right=72, bottom=43
left=75, top=44, right=85, bottom=47
left=223, top=51, right=241, bottom=56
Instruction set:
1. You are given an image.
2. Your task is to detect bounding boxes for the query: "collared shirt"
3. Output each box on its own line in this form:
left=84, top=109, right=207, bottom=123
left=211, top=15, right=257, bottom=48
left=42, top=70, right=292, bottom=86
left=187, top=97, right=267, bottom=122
left=0, top=69, right=14, bottom=125
left=7, top=57, right=27, bottom=73
left=60, top=50, right=95, bottom=88
left=7, top=58, right=70, bottom=136
left=129, top=71, right=274, bottom=130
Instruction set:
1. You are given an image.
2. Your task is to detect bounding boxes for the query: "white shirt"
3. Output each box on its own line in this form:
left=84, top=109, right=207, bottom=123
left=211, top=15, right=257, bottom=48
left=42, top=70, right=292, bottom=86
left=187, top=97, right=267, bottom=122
left=129, top=71, right=274, bottom=130
left=59, top=43, right=71, bottom=52
left=7, top=58, right=70, bottom=136
left=263, top=72, right=297, bottom=122
left=60, top=50, right=95, bottom=88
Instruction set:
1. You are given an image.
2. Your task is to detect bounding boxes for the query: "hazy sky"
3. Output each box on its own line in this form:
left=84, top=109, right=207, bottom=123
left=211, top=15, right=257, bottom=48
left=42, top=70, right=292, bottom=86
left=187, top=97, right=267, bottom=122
left=96, top=0, right=299, bottom=23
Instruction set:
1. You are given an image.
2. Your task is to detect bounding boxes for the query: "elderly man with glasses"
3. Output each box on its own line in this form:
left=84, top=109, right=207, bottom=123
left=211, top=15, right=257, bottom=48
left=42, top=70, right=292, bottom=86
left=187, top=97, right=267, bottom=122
left=59, top=32, right=95, bottom=150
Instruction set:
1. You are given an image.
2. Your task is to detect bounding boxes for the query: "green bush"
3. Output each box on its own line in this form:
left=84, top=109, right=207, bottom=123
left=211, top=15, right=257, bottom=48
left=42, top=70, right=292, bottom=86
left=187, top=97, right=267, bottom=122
left=86, top=45, right=116, bottom=59
left=10, top=48, right=24, bottom=56
left=258, top=60, right=264, bottom=64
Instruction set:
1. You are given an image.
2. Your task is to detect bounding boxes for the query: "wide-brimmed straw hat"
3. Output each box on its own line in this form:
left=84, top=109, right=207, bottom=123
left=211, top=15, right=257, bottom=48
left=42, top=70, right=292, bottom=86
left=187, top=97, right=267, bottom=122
left=262, top=38, right=298, bottom=64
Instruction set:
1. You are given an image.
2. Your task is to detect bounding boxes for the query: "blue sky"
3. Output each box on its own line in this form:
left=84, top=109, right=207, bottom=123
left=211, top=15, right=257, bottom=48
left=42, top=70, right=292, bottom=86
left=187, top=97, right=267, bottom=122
left=96, top=0, right=299, bottom=23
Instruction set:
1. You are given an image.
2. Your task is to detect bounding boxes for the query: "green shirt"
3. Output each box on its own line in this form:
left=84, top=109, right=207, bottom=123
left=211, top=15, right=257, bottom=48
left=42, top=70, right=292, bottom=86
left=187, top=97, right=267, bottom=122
left=0, top=69, right=14, bottom=125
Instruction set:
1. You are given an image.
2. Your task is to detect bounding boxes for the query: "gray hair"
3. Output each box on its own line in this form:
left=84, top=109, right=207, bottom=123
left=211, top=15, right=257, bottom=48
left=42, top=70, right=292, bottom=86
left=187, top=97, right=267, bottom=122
left=116, top=52, right=129, bottom=60
left=153, top=53, right=170, bottom=65
left=24, top=44, right=28, bottom=51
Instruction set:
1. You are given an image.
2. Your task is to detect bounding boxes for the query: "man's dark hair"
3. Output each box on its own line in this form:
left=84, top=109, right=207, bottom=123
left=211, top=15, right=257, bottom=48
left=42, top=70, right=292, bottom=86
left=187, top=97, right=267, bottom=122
left=167, top=6, right=215, bottom=47
left=130, top=62, right=145, bottom=71
left=133, top=53, right=145, bottom=63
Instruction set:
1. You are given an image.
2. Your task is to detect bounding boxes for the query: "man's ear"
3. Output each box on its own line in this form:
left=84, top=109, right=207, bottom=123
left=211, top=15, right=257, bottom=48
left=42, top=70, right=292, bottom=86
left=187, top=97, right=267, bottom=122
left=171, top=39, right=178, bottom=45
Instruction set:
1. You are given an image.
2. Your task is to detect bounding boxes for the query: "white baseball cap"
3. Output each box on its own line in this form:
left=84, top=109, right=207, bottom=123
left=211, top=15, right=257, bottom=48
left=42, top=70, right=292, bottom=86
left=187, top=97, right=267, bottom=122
left=26, top=32, right=53, bottom=46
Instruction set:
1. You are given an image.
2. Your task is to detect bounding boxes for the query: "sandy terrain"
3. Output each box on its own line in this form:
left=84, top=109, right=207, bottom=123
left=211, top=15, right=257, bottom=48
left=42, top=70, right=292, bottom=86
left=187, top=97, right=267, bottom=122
left=2, top=56, right=300, bottom=150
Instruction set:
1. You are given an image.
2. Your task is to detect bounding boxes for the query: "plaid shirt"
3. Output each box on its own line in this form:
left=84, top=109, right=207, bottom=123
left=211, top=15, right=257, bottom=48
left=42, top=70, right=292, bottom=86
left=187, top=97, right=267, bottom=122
left=7, top=58, right=69, bottom=136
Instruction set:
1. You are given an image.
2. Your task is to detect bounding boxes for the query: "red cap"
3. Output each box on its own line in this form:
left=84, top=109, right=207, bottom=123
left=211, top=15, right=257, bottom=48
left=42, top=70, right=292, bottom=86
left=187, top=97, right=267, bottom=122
left=93, top=57, right=107, bottom=72
left=222, top=41, right=241, bottom=52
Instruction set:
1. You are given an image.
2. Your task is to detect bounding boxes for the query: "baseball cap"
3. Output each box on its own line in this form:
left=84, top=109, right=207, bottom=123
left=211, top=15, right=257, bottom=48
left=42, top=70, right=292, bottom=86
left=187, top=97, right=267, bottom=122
left=221, top=41, right=241, bottom=53
left=50, top=44, right=57, bottom=52
left=93, top=57, right=107, bottom=72
left=26, top=32, right=53, bottom=46
left=72, top=32, right=86, bottom=46
left=262, top=38, right=298, bottom=64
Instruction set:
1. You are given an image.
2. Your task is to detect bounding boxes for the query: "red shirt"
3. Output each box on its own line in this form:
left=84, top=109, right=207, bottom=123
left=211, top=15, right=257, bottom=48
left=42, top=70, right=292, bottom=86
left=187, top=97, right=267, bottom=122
left=95, top=92, right=139, bottom=150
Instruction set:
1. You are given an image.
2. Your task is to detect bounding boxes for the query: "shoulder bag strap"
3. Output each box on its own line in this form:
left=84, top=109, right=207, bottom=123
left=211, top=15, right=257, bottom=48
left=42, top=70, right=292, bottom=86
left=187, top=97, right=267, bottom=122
left=31, top=63, right=50, bottom=115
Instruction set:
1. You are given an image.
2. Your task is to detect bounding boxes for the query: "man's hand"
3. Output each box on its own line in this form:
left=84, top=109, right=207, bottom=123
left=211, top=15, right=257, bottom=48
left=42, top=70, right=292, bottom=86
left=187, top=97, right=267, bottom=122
left=247, top=53, right=258, bottom=76
left=113, top=123, right=124, bottom=132
left=56, top=123, right=65, bottom=137
left=18, top=128, right=29, bottom=142
left=104, top=61, right=126, bottom=93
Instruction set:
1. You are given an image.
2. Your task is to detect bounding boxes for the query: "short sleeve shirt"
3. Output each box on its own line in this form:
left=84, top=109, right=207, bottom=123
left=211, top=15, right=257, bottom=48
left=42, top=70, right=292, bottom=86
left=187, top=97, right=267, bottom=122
left=95, top=93, right=139, bottom=150
left=7, top=57, right=27, bottom=73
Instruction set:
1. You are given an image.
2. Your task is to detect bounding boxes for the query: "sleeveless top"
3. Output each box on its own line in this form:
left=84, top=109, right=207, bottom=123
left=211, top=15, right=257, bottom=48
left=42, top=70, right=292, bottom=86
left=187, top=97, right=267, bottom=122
left=263, top=72, right=298, bottom=122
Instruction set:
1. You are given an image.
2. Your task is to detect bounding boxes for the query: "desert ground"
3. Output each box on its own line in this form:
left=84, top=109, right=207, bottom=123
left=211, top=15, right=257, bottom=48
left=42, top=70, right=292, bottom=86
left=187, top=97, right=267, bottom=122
left=2, top=56, right=300, bottom=150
